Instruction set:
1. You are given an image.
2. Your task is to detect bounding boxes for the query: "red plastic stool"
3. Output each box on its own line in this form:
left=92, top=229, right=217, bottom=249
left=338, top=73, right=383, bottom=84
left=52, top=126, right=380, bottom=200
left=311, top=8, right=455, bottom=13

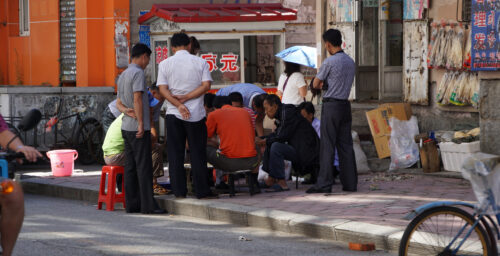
left=98, top=166, right=126, bottom=211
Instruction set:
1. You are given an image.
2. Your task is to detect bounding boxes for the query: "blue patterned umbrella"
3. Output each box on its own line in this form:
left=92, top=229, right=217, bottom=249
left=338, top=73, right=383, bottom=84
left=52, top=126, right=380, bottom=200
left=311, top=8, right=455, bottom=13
left=275, top=46, right=317, bottom=68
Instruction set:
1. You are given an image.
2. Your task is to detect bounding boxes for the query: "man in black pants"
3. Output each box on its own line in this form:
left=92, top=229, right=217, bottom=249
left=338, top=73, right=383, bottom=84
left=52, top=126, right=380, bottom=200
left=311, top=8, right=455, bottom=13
left=117, top=43, right=165, bottom=214
left=307, top=29, right=358, bottom=193
left=157, top=32, right=215, bottom=199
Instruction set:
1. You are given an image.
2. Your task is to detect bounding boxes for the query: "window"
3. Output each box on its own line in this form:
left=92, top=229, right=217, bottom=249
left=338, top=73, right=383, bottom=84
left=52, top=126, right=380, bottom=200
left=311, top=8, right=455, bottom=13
left=19, top=0, right=29, bottom=36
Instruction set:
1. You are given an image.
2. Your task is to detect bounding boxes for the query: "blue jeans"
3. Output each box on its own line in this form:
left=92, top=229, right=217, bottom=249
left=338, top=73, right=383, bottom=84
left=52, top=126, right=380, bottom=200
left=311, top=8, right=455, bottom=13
left=268, top=142, right=297, bottom=180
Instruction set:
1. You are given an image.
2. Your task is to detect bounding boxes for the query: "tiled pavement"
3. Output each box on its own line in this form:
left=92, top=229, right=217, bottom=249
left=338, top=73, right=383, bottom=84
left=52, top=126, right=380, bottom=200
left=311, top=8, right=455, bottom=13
left=19, top=164, right=475, bottom=230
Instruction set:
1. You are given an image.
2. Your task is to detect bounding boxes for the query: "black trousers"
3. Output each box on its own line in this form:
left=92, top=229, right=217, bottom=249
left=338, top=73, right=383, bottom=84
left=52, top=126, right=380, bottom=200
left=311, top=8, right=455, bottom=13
left=122, top=130, right=159, bottom=213
left=166, top=115, right=210, bottom=198
left=314, top=101, right=357, bottom=191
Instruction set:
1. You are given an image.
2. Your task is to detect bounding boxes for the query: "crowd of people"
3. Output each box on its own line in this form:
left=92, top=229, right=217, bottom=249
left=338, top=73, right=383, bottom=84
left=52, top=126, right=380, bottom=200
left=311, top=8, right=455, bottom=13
left=103, top=29, right=358, bottom=215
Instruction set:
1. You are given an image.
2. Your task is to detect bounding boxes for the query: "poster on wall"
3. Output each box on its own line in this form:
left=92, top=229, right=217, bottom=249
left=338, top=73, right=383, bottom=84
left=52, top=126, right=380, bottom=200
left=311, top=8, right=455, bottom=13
left=403, top=0, right=428, bottom=20
left=403, top=21, right=429, bottom=105
left=329, top=0, right=355, bottom=22
left=154, top=40, right=169, bottom=76
left=470, top=0, right=499, bottom=71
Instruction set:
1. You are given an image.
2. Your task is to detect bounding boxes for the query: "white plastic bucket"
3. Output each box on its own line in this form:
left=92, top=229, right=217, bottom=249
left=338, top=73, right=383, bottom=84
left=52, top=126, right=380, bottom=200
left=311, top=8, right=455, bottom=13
left=46, top=149, right=78, bottom=177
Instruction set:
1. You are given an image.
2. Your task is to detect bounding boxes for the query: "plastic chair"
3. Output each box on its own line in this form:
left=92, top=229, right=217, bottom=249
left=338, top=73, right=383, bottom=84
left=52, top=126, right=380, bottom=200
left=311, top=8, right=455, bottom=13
left=0, top=159, right=8, bottom=178
left=97, top=166, right=125, bottom=211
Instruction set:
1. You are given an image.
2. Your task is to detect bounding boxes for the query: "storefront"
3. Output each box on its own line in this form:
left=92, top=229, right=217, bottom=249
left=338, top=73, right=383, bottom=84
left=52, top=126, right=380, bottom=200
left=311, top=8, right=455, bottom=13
left=138, top=3, right=297, bottom=89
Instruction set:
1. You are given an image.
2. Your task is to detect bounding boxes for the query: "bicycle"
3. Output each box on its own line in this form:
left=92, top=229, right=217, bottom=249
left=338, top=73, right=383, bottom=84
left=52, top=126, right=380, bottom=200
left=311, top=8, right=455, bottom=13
left=4, top=96, right=103, bottom=165
left=399, top=153, right=500, bottom=256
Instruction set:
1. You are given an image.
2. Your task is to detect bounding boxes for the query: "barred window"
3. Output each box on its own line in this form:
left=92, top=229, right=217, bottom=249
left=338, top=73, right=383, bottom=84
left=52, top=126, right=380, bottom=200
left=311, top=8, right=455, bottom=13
left=19, top=0, right=30, bottom=36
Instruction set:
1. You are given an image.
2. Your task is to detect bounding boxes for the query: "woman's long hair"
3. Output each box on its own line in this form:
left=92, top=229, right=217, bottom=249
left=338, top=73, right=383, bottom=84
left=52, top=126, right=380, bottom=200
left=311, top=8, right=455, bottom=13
left=284, top=61, right=301, bottom=77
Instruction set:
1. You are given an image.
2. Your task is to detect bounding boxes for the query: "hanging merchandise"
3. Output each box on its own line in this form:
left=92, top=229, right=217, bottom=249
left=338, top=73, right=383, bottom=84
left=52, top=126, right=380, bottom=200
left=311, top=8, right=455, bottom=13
left=436, top=71, right=480, bottom=108
left=470, top=73, right=480, bottom=108
left=427, top=23, right=439, bottom=68
left=463, top=29, right=472, bottom=69
left=436, top=71, right=451, bottom=103
left=446, top=24, right=464, bottom=70
left=428, top=21, right=471, bottom=71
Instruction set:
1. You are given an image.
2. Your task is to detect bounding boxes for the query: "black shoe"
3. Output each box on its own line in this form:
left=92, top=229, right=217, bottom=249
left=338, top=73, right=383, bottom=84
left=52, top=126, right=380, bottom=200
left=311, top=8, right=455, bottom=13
left=305, top=187, right=331, bottom=194
left=145, top=208, right=167, bottom=214
left=197, top=191, right=219, bottom=199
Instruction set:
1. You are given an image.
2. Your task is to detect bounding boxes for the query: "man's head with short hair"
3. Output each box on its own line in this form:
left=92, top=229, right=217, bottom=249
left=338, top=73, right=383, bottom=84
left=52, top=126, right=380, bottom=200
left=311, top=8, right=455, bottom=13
left=212, top=96, right=231, bottom=109
left=131, top=43, right=152, bottom=69
left=263, top=94, right=282, bottom=119
left=204, top=93, right=216, bottom=114
left=298, top=101, right=315, bottom=123
left=251, top=93, right=267, bottom=114
left=228, top=92, right=244, bottom=107
left=322, top=29, right=342, bottom=55
left=171, top=32, right=190, bottom=52
left=149, top=83, right=164, bottom=102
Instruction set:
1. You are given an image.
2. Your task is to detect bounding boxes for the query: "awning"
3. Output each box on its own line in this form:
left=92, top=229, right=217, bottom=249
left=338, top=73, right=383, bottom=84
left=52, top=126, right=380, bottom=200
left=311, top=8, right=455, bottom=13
left=138, top=3, right=297, bottom=24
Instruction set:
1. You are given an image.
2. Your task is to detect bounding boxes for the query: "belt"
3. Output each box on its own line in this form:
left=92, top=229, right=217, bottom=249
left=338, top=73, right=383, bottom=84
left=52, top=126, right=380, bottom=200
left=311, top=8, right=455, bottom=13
left=322, top=97, right=348, bottom=102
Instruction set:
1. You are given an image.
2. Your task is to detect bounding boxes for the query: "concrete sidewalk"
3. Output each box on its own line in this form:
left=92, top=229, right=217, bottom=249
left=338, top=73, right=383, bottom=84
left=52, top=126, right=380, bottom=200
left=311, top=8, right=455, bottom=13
left=18, top=164, right=474, bottom=253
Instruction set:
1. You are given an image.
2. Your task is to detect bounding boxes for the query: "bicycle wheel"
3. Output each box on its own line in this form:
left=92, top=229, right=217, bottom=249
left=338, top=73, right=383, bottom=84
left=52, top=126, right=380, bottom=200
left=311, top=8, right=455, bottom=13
left=73, top=118, right=101, bottom=165
left=399, top=206, right=493, bottom=256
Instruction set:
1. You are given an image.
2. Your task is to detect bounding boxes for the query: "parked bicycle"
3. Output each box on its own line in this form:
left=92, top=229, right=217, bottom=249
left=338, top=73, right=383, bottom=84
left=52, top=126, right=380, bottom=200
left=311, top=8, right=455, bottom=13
left=3, top=96, right=103, bottom=165
left=399, top=153, right=500, bottom=256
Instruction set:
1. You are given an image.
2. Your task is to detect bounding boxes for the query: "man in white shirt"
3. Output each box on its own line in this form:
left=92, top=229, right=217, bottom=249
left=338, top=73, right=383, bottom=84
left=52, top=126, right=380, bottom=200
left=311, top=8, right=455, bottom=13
left=157, top=32, right=215, bottom=199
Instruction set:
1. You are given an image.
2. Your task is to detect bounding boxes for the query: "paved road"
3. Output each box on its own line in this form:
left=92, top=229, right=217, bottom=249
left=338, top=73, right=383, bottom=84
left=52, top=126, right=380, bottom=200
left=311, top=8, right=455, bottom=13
left=15, top=195, right=394, bottom=256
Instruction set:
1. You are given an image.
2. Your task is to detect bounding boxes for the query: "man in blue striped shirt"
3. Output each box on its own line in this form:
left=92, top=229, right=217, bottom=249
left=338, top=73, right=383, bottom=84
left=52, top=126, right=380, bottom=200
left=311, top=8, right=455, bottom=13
left=306, top=29, right=358, bottom=193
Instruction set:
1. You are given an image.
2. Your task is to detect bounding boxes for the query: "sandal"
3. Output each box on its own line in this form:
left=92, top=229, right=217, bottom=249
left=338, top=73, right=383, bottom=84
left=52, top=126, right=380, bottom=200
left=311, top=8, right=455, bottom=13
left=153, top=184, right=169, bottom=195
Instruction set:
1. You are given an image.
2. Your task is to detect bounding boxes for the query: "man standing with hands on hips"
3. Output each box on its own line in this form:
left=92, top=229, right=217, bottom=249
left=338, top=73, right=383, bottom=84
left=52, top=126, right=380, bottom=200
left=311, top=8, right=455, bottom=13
left=306, top=29, right=358, bottom=193
left=158, top=32, right=215, bottom=199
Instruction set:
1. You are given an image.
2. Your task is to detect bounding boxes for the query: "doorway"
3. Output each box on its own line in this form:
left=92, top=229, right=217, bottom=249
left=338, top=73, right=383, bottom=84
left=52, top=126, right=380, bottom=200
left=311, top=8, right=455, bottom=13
left=355, top=0, right=403, bottom=102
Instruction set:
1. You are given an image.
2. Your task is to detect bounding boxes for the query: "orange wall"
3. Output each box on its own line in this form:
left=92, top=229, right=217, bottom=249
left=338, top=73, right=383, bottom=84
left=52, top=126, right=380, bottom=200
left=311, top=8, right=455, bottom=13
left=2, top=0, right=60, bottom=86
left=76, top=0, right=130, bottom=87
left=0, top=0, right=129, bottom=87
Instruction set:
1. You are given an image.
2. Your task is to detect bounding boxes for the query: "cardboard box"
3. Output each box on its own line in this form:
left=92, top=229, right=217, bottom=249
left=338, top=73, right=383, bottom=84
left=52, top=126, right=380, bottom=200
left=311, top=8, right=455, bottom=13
left=366, top=103, right=412, bottom=159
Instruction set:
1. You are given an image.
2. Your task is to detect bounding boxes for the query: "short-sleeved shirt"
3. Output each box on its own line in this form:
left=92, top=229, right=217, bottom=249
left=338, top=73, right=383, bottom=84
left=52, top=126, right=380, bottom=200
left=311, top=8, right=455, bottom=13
left=277, top=72, right=306, bottom=106
left=117, top=63, right=151, bottom=132
left=0, top=115, right=8, bottom=133
left=206, top=105, right=257, bottom=158
left=157, top=50, right=212, bottom=122
left=316, top=51, right=356, bottom=100
left=244, top=107, right=256, bottom=130
left=216, top=83, right=266, bottom=109
left=107, top=99, right=121, bottom=118
left=102, top=114, right=124, bottom=156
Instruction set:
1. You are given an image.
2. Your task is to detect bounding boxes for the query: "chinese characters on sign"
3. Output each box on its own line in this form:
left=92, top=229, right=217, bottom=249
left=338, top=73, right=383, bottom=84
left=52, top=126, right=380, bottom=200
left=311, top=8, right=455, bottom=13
left=155, top=46, right=169, bottom=64
left=201, top=53, right=240, bottom=73
left=471, top=0, right=499, bottom=71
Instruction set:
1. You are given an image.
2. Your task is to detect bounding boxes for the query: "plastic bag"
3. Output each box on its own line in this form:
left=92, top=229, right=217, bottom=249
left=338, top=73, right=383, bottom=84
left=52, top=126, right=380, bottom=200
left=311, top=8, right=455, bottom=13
left=389, top=116, right=420, bottom=171
left=461, top=153, right=500, bottom=214
left=352, top=131, right=371, bottom=173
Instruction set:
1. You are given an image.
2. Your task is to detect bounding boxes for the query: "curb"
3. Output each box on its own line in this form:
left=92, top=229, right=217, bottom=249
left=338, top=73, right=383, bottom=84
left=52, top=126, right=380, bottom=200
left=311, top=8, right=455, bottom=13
left=20, top=178, right=404, bottom=252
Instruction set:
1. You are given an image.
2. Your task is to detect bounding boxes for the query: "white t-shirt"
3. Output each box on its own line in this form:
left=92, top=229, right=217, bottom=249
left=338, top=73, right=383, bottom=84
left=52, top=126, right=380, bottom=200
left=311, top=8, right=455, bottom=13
left=277, top=72, right=306, bottom=106
left=156, top=50, right=212, bottom=122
